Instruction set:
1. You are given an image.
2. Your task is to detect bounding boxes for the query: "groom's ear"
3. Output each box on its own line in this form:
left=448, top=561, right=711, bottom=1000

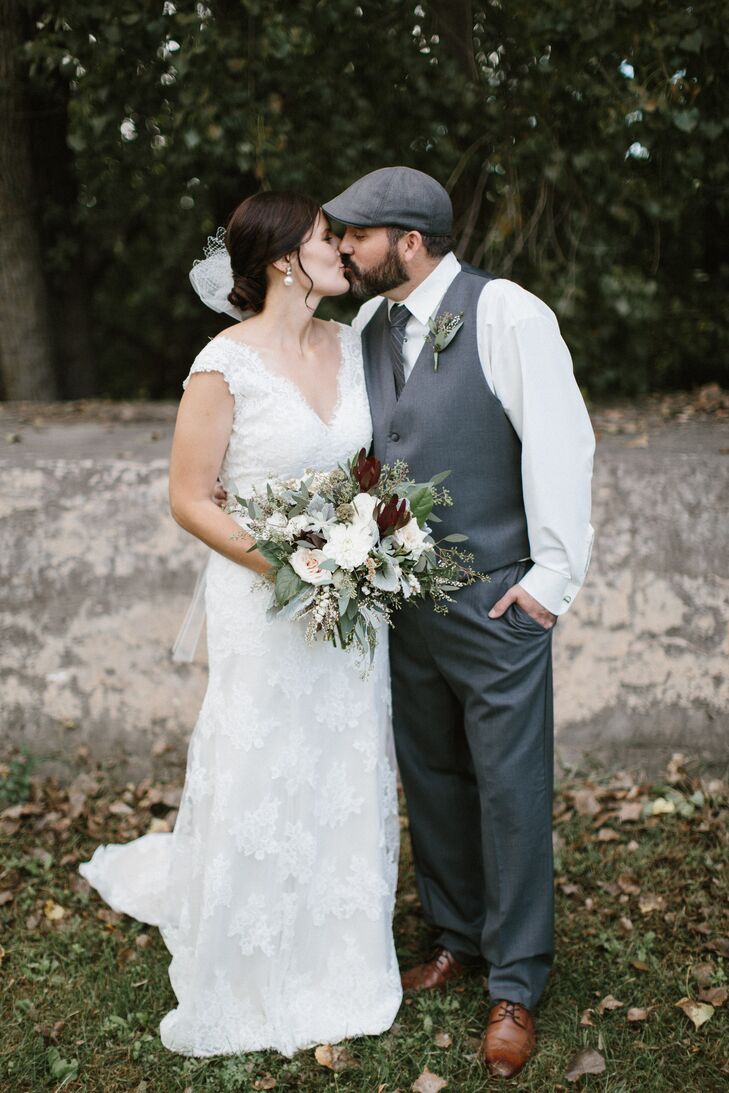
left=399, top=230, right=425, bottom=263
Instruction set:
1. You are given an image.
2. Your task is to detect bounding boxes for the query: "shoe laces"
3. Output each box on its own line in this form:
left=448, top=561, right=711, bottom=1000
left=431, top=947, right=455, bottom=970
left=490, top=1000, right=529, bottom=1028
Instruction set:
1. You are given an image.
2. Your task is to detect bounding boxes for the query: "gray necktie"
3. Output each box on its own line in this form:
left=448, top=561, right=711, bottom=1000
left=389, top=303, right=410, bottom=398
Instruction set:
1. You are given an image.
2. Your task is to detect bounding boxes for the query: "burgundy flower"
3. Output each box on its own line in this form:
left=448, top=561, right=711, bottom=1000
left=375, top=495, right=410, bottom=538
left=300, top=530, right=326, bottom=550
left=353, top=448, right=381, bottom=491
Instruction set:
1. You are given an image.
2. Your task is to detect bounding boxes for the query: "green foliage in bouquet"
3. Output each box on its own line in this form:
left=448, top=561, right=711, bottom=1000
left=231, top=449, right=482, bottom=670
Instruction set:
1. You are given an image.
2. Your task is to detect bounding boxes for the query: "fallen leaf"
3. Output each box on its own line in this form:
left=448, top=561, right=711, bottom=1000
left=252, top=1077, right=275, bottom=1090
left=691, top=962, right=715, bottom=988
left=108, top=800, right=134, bottom=817
left=433, top=1031, right=452, bottom=1048
left=598, top=994, right=625, bottom=1015
left=698, top=987, right=728, bottom=1008
left=596, top=827, right=621, bottom=842
left=675, top=997, right=714, bottom=1030
left=666, top=752, right=688, bottom=784
left=651, top=797, right=675, bottom=816
left=314, top=1043, right=359, bottom=1072
left=43, top=899, right=66, bottom=922
left=616, top=801, right=644, bottom=823
left=626, top=839, right=640, bottom=851
left=706, top=937, right=729, bottom=958
left=627, top=1006, right=656, bottom=1022
left=617, top=872, right=641, bottom=896
left=638, top=893, right=665, bottom=915
left=619, top=916, right=634, bottom=934
left=573, top=788, right=600, bottom=817
left=565, top=1047, right=606, bottom=1081
left=0, top=890, right=14, bottom=906
left=631, top=959, right=650, bottom=972
left=580, top=1008, right=595, bottom=1026
left=412, top=1067, right=447, bottom=1093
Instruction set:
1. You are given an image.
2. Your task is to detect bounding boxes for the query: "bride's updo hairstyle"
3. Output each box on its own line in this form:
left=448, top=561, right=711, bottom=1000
left=225, top=191, right=320, bottom=314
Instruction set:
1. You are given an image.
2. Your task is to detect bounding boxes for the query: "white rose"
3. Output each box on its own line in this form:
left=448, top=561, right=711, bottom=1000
left=321, top=521, right=376, bottom=571
left=289, top=547, right=333, bottom=585
left=351, top=492, right=378, bottom=524
left=393, top=517, right=429, bottom=560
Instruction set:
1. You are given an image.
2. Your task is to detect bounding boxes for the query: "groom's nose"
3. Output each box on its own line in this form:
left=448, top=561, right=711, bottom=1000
left=338, top=232, right=354, bottom=254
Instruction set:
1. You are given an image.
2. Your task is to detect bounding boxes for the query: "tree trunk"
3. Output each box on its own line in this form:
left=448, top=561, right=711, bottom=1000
left=430, top=0, right=479, bottom=84
left=29, top=70, right=97, bottom=397
left=0, top=0, right=57, bottom=399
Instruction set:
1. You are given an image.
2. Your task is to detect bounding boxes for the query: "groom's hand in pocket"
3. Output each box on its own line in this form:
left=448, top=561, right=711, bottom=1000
left=488, top=585, right=557, bottom=630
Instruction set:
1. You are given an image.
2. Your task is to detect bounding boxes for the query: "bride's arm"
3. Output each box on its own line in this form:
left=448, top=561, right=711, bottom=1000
left=169, top=372, right=271, bottom=574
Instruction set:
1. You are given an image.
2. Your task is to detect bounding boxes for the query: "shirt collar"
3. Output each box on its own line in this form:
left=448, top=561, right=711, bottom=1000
left=386, top=251, right=461, bottom=325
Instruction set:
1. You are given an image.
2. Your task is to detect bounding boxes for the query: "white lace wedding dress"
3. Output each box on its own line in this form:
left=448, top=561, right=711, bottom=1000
left=79, top=322, right=402, bottom=1057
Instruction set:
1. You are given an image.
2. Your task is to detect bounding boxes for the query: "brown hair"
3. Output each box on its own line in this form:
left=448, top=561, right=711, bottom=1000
left=386, top=226, right=454, bottom=259
left=225, top=191, right=320, bottom=313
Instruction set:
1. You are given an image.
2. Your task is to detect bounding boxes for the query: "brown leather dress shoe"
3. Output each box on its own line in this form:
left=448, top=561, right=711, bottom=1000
left=400, top=946, right=466, bottom=991
left=480, top=1000, right=536, bottom=1078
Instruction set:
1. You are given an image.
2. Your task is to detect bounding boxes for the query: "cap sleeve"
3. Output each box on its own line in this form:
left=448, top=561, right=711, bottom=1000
left=182, top=338, right=243, bottom=398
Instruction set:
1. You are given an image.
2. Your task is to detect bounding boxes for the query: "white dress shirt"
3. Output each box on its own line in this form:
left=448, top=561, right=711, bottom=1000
left=351, top=252, right=595, bottom=615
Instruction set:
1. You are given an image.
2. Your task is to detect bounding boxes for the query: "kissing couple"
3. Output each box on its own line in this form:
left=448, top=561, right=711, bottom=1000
left=80, top=166, right=595, bottom=1078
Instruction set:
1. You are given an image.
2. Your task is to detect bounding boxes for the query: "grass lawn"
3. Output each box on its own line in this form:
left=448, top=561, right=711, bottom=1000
left=1, top=753, right=727, bottom=1092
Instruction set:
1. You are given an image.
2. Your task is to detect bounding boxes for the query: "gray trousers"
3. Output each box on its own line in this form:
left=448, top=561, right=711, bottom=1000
left=390, top=560, right=555, bottom=1009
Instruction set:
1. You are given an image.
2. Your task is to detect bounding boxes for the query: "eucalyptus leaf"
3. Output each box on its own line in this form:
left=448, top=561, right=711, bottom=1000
left=372, top=562, right=400, bottom=592
left=274, top=586, right=317, bottom=621
left=408, top=486, right=435, bottom=526
left=274, top=564, right=304, bottom=606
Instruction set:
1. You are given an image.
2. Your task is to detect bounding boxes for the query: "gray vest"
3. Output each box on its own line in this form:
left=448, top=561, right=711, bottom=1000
left=361, top=267, right=530, bottom=573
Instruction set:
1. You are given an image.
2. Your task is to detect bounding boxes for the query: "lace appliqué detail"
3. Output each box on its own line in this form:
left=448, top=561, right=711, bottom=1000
left=78, top=323, right=402, bottom=1057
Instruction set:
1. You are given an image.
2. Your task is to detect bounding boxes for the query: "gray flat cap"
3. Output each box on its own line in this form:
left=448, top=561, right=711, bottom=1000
left=323, top=166, right=453, bottom=234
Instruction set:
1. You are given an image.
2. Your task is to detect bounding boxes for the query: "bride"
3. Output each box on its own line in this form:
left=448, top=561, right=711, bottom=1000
left=79, top=191, right=402, bottom=1056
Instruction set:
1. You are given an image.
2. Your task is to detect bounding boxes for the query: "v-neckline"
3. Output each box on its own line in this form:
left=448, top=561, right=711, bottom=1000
left=215, top=322, right=347, bottom=429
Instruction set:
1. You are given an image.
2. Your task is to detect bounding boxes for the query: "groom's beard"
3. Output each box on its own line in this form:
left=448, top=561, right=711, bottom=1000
left=343, top=247, right=409, bottom=301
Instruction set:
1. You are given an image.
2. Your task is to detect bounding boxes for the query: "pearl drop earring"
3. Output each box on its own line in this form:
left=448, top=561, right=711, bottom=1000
left=283, top=262, right=294, bottom=287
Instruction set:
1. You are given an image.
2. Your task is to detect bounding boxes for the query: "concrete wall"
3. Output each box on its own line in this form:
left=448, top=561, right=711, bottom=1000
left=1, top=409, right=727, bottom=779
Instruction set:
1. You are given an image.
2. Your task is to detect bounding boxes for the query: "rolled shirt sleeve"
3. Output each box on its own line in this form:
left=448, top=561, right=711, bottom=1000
left=476, top=281, right=595, bottom=615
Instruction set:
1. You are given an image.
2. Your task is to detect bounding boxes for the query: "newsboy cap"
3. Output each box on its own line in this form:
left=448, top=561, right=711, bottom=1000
left=322, top=166, right=453, bottom=235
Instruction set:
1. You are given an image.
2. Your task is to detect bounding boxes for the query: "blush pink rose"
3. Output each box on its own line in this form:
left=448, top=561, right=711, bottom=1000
left=290, top=547, right=333, bottom=585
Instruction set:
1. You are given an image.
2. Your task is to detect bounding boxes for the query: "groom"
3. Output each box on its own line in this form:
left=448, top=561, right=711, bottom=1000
left=322, top=167, right=595, bottom=1079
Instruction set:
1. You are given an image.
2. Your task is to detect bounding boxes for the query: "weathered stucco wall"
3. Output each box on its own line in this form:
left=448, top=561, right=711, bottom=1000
left=1, top=406, right=727, bottom=779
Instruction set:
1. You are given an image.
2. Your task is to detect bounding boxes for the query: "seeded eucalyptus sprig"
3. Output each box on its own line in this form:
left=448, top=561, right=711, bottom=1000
left=425, top=310, right=465, bottom=370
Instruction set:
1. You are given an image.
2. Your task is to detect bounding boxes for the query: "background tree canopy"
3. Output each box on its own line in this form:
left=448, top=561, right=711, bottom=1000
left=1, top=0, right=726, bottom=399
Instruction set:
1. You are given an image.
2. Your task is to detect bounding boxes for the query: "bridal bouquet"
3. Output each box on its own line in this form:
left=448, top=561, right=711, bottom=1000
left=230, top=449, right=478, bottom=666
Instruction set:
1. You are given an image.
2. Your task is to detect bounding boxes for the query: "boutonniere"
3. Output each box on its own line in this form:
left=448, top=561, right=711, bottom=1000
left=425, top=311, right=465, bottom=371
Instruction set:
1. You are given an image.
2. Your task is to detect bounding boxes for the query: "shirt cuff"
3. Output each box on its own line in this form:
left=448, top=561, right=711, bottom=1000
left=517, top=563, right=577, bottom=616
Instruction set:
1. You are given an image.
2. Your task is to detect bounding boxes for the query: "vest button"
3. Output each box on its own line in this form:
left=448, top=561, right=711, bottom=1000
left=389, top=432, right=400, bottom=442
